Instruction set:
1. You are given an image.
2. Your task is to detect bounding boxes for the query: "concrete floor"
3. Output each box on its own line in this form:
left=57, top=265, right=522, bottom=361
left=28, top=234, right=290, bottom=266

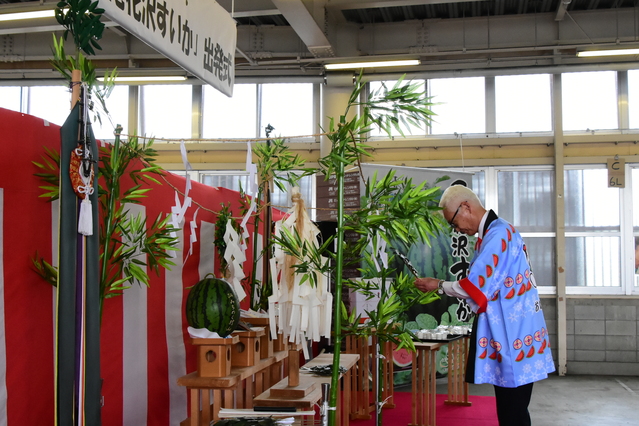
left=433, top=374, right=639, bottom=426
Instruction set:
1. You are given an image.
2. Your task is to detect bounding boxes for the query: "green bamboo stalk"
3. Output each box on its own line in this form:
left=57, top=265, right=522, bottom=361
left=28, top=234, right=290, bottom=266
left=99, top=125, right=123, bottom=319
left=328, top=148, right=346, bottom=426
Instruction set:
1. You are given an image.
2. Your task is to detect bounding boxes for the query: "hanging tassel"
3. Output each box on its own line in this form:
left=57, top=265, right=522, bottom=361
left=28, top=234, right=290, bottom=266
left=78, top=196, right=93, bottom=236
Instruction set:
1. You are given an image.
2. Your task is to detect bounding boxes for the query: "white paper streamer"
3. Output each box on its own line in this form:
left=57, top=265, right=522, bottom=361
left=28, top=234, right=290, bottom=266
left=180, top=140, right=192, bottom=171
left=169, top=144, right=194, bottom=258
left=223, top=219, right=247, bottom=301
left=183, top=207, right=200, bottom=265
left=245, top=142, right=258, bottom=196
left=240, top=142, right=258, bottom=252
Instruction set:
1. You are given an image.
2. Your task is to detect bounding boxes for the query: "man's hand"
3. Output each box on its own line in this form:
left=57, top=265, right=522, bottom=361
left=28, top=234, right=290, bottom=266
left=414, top=277, right=441, bottom=293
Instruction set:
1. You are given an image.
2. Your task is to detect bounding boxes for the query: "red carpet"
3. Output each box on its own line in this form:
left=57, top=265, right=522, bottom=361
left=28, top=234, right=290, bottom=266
left=350, top=392, right=498, bottom=426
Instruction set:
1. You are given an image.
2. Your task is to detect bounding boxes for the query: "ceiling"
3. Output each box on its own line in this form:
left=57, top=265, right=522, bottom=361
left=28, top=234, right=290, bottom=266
left=1, top=0, right=639, bottom=82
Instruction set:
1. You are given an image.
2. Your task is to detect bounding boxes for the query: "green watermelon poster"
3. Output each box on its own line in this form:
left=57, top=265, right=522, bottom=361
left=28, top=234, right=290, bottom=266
left=357, top=165, right=476, bottom=381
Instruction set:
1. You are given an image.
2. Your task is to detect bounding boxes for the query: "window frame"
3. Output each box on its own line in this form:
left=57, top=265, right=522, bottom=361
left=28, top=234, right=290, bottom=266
left=563, top=164, right=631, bottom=296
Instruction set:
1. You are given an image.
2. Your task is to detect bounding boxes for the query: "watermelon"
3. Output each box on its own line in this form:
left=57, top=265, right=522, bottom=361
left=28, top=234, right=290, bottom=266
left=185, top=277, right=240, bottom=336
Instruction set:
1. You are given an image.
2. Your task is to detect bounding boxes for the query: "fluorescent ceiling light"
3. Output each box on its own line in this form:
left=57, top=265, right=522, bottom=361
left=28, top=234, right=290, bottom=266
left=0, top=10, right=56, bottom=22
left=577, top=48, right=639, bottom=58
left=325, top=59, right=420, bottom=70
left=102, top=76, right=188, bottom=83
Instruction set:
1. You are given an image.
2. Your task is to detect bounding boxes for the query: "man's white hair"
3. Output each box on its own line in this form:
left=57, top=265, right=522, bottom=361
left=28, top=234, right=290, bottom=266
left=439, top=184, right=483, bottom=211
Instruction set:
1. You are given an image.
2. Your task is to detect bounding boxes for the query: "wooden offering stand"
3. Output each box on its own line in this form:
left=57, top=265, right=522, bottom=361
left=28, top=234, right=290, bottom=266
left=267, top=342, right=317, bottom=399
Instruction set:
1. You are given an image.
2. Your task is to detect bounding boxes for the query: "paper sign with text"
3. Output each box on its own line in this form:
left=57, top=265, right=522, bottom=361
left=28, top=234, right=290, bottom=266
left=607, top=158, right=625, bottom=188
left=100, top=0, right=236, bottom=96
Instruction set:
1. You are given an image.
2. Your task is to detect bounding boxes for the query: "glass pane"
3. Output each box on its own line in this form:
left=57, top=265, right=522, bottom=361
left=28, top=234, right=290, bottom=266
left=562, top=71, right=617, bottom=131
left=564, top=169, right=620, bottom=231
left=203, top=84, right=257, bottom=138
left=28, top=85, right=71, bottom=126
left=201, top=173, right=249, bottom=193
left=498, top=170, right=555, bottom=232
left=495, top=74, right=552, bottom=133
left=471, top=171, right=485, bottom=206
left=632, top=168, right=639, bottom=282
left=260, top=83, right=313, bottom=138
left=141, top=85, right=192, bottom=139
left=522, top=237, right=555, bottom=287
left=0, top=87, right=21, bottom=112
left=368, top=80, right=427, bottom=137
left=633, top=168, right=639, bottom=231
left=429, top=77, right=485, bottom=135
left=91, top=85, right=129, bottom=140
left=628, top=70, right=639, bottom=129
left=565, top=236, right=620, bottom=287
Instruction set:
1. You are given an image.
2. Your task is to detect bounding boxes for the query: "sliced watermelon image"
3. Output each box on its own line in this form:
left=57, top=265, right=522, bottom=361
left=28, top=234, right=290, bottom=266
left=538, top=340, right=547, bottom=354
left=392, top=346, right=413, bottom=368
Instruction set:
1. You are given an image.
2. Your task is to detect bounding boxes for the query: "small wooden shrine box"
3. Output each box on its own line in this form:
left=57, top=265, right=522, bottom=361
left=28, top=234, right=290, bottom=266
left=241, top=316, right=274, bottom=359
left=231, top=328, right=266, bottom=367
left=191, top=335, right=239, bottom=378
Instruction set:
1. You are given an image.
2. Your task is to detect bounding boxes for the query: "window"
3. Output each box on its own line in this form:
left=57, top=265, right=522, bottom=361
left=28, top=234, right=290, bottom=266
left=203, top=83, right=257, bottom=139
left=27, top=85, right=72, bottom=126
left=260, top=83, right=314, bottom=139
left=628, top=70, right=639, bottom=129
left=201, top=171, right=315, bottom=219
left=497, top=168, right=555, bottom=288
left=91, top=85, right=129, bottom=141
left=564, top=167, right=621, bottom=288
left=495, top=74, right=552, bottom=133
left=562, top=71, right=618, bottom=131
left=631, top=167, right=639, bottom=287
left=140, top=85, right=192, bottom=139
left=470, top=170, right=485, bottom=206
left=201, top=172, right=250, bottom=193
left=0, top=87, right=21, bottom=112
left=429, top=77, right=485, bottom=135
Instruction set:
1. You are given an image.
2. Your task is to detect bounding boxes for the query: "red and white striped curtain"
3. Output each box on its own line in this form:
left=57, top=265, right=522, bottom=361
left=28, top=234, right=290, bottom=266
left=0, top=107, right=265, bottom=426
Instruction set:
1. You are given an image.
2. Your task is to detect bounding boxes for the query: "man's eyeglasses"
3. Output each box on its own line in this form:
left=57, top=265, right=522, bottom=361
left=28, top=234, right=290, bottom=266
left=448, top=204, right=462, bottom=229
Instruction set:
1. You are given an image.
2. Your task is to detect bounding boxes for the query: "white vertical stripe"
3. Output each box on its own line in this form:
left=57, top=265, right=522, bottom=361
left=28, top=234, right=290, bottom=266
left=198, top=221, right=215, bottom=279
left=165, top=228, right=187, bottom=425
left=122, top=204, right=148, bottom=426
left=0, top=189, right=7, bottom=426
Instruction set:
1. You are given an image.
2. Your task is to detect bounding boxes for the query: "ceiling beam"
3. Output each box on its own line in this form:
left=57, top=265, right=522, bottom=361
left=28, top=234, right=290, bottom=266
left=270, top=0, right=334, bottom=58
left=555, top=0, right=570, bottom=21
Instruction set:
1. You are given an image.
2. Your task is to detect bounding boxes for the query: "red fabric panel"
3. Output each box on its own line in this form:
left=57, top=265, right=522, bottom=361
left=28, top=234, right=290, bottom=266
left=100, top=297, right=124, bottom=426
left=0, top=108, right=60, bottom=424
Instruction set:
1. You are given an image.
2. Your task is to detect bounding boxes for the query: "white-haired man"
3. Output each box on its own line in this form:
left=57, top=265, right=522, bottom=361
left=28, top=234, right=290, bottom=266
left=415, top=184, right=555, bottom=426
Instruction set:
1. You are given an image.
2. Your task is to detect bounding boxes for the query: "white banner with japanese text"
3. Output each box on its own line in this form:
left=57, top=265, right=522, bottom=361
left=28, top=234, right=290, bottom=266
left=100, top=0, right=236, bottom=96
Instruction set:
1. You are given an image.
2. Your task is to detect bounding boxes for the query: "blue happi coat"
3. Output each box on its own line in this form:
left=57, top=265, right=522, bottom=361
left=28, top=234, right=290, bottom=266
left=460, top=211, right=556, bottom=387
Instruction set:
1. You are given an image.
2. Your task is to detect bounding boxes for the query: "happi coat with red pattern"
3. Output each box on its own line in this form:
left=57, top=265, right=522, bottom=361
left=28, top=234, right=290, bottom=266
left=460, top=210, right=556, bottom=387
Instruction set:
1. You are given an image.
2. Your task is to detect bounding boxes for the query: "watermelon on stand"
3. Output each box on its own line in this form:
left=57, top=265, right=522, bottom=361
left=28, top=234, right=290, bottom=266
left=185, top=277, right=240, bottom=337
